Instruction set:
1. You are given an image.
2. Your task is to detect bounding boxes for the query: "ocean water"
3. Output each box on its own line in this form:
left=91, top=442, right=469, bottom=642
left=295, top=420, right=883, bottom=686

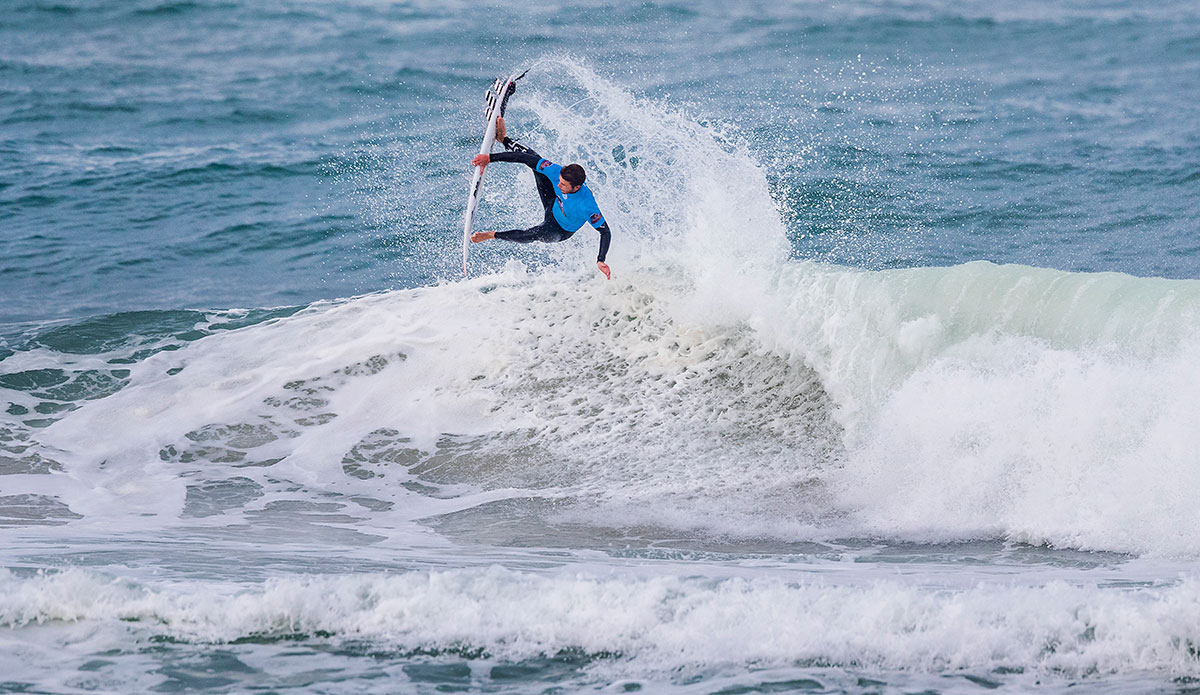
left=3, top=1, right=1200, bottom=693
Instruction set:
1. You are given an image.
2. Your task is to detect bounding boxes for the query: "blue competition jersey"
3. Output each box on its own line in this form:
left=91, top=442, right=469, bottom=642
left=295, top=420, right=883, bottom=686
left=534, top=158, right=606, bottom=232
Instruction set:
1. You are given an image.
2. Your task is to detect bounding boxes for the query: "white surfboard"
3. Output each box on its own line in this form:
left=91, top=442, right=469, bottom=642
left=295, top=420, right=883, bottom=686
left=462, top=73, right=520, bottom=276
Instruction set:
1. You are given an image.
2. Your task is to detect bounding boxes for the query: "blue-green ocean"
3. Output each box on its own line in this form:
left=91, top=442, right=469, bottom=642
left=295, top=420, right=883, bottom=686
left=3, top=1, right=1200, bottom=693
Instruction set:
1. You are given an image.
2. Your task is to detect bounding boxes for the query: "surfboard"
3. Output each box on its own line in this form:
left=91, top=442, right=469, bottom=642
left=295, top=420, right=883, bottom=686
left=462, top=73, right=520, bottom=276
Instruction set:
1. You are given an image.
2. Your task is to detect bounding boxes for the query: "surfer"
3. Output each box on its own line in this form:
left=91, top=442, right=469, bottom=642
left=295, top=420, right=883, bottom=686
left=470, top=117, right=612, bottom=280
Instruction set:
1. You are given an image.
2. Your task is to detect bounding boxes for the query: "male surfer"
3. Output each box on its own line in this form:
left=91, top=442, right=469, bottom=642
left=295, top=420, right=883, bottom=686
left=470, top=117, right=612, bottom=279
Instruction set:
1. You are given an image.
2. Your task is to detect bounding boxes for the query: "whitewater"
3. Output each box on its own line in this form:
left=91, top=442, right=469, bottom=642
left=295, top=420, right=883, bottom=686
left=5, top=3, right=1200, bottom=693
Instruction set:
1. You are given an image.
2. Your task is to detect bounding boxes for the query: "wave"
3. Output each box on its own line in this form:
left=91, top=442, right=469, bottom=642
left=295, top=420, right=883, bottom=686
left=4, top=257, right=1198, bottom=555
left=4, top=60, right=1200, bottom=556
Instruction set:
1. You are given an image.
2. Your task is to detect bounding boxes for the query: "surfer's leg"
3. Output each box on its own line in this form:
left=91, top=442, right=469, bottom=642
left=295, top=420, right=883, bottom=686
left=495, top=124, right=554, bottom=209
left=533, top=174, right=558, bottom=211
left=494, top=225, right=545, bottom=244
left=495, top=221, right=572, bottom=244
left=504, top=138, right=539, bottom=157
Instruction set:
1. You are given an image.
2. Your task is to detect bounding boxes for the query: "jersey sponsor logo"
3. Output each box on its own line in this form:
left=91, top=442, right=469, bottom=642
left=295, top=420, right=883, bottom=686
left=538, top=160, right=551, bottom=170
left=590, top=213, right=602, bottom=224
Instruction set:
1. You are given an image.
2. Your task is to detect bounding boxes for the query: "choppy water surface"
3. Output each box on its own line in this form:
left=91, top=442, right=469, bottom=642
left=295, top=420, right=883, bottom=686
left=3, top=1, right=1200, bottom=693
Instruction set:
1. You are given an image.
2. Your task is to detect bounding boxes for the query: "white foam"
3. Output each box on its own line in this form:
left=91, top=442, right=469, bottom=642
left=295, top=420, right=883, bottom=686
left=764, top=261, right=1200, bottom=554
left=3, top=567, right=1200, bottom=680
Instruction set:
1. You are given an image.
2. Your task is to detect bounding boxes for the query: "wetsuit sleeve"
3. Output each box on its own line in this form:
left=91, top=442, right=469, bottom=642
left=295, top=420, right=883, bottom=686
left=493, top=141, right=561, bottom=180
left=489, top=150, right=541, bottom=169
left=595, top=221, right=611, bottom=263
left=584, top=202, right=610, bottom=262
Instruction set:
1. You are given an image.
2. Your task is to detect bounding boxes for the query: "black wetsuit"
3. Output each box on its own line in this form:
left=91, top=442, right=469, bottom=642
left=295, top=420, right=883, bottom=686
left=490, top=140, right=612, bottom=263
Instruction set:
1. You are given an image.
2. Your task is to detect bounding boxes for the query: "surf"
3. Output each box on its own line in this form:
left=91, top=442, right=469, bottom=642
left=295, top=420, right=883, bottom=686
left=6, top=565, right=1200, bottom=681
left=5, top=60, right=1200, bottom=558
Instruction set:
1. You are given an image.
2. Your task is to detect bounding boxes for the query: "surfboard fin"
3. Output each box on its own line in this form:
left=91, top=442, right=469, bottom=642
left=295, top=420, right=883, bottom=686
left=484, top=69, right=529, bottom=120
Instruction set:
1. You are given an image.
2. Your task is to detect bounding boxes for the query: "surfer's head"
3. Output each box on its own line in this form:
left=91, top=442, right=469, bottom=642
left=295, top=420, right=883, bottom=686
left=559, top=164, right=585, bottom=193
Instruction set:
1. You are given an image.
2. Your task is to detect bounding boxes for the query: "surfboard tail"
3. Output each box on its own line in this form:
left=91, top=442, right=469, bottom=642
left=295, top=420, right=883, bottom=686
left=485, top=74, right=522, bottom=121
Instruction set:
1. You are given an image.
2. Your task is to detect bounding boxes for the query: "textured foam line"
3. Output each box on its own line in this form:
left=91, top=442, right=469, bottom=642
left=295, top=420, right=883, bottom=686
left=3, top=568, right=1200, bottom=678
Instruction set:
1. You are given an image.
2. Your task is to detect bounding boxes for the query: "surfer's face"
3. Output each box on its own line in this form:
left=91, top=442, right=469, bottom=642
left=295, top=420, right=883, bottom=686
left=558, top=177, right=580, bottom=194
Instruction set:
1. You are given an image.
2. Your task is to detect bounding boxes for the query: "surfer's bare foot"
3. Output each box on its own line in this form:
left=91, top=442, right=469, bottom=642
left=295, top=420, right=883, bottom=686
left=471, top=230, right=495, bottom=243
left=495, top=116, right=506, bottom=142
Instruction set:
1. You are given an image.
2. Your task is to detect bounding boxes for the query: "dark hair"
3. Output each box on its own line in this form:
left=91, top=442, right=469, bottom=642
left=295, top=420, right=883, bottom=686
left=561, top=163, right=586, bottom=187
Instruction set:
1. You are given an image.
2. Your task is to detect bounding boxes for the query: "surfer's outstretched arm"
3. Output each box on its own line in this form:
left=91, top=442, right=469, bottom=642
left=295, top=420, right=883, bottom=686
left=594, top=221, right=612, bottom=280
left=595, top=222, right=611, bottom=263
left=488, top=150, right=542, bottom=168
left=473, top=150, right=542, bottom=172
